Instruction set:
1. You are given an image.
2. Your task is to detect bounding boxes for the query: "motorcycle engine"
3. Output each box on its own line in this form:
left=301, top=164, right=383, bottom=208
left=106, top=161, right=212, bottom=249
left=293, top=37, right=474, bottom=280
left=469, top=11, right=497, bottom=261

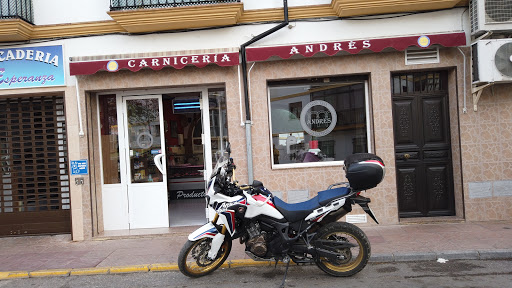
left=246, top=222, right=267, bottom=257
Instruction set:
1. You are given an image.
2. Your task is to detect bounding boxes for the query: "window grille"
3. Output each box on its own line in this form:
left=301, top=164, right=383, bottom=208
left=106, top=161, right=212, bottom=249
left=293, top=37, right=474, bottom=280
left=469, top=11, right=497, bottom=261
left=0, top=96, right=70, bottom=235
left=110, top=0, right=240, bottom=11
left=0, top=0, right=33, bottom=24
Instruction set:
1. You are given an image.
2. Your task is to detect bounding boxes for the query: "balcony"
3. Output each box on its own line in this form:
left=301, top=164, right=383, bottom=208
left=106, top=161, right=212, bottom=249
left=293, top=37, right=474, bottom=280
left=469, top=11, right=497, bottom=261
left=108, top=0, right=243, bottom=33
left=0, top=0, right=33, bottom=23
left=0, top=0, right=33, bottom=42
left=110, top=0, right=241, bottom=11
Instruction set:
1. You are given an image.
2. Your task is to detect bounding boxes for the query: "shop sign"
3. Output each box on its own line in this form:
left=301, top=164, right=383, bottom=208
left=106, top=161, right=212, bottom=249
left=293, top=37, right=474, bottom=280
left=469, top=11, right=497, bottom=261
left=246, top=32, right=466, bottom=62
left=69, top=52, right=240, bottom=75
left=0, top=45, right=65, bottom=89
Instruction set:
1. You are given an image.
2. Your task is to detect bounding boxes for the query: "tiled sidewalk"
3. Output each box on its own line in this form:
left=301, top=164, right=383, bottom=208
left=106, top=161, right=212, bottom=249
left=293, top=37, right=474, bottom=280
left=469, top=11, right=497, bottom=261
left=0, top=221, right=511, bottom=274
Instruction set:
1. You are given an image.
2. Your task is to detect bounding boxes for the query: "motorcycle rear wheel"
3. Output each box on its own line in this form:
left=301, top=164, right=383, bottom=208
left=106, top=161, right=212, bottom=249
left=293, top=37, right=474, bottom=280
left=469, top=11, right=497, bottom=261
left=313, top=222, right=370, bottom=277
left=178, top=237, right=232, bottom=278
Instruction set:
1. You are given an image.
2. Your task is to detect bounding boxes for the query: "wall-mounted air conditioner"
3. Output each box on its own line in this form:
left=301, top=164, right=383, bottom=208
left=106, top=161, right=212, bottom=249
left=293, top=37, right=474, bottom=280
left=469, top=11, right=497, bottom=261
left=470, top=0, right=512, bottom=36
left=472, top=39, right=512, bottom=84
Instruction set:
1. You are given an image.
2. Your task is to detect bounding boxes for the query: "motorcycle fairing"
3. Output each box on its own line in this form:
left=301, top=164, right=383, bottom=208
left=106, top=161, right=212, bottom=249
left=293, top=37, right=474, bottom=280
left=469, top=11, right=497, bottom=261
left=219, top=210, right=237, bottom=236
left=188, top=222, right=219, bottom=241
left=244, top=192, right=284, bottom=220
left=305, top=198, right=346, bottom=222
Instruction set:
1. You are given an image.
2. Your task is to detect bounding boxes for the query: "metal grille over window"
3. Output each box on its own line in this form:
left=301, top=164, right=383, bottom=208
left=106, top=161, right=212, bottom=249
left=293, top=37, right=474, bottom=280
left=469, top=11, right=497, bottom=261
left=392, top=71, right=448, bottom=95
left=0, top=96, right=70, bottom=236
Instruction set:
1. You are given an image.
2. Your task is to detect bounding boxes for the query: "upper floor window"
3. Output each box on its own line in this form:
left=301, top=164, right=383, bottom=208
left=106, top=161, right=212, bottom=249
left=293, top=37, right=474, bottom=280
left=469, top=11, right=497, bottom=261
left=268, top=76, right=370, bottom=168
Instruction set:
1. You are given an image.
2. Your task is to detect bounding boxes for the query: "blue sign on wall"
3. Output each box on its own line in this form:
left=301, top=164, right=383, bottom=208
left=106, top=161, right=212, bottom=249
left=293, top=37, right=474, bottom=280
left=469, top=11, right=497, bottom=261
left=70, top=160, right=88, bottom=175
left=0, top=45, right=65, bottom=90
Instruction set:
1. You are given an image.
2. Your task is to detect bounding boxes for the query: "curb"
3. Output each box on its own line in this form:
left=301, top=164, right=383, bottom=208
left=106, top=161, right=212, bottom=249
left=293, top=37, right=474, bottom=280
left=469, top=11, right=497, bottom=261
left=369, top=249, right=512, bottom=263
left=1, top=250, right=511, bottom=280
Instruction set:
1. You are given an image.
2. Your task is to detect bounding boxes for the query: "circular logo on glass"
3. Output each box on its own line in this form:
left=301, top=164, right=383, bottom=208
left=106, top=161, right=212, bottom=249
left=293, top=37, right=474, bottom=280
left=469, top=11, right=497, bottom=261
left=137, top=132, right=153, bottom=149
left=300, top=100, right=337, bottom=137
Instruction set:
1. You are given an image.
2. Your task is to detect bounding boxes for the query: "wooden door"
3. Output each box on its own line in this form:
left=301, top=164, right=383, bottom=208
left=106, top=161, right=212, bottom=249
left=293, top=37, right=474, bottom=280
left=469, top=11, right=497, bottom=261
left=392, top=71, right=455, bottom=218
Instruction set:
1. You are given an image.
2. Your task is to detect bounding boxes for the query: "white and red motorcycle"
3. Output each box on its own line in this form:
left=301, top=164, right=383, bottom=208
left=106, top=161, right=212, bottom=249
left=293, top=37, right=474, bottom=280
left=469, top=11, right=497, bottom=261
left=178, top=144, right=385, bottom=278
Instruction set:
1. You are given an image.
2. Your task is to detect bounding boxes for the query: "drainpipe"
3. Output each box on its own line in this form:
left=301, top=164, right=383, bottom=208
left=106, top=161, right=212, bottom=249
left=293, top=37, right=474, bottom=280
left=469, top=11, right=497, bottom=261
left=240, top=0, right=289, bottom=184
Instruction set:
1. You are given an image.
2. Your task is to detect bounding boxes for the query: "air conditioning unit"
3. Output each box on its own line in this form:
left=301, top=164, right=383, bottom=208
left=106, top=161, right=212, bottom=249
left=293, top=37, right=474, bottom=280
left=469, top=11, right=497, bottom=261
left=470, top=0, right=512, bottom=36
left=472, top=39, right=512, bottom=84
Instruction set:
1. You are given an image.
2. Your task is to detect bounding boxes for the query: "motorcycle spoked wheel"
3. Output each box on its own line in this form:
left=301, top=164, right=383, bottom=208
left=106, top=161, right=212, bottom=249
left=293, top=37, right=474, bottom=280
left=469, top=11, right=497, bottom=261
left=313, top=222, right=370, bottom=277
left=178, top=237, right=232, bottom=278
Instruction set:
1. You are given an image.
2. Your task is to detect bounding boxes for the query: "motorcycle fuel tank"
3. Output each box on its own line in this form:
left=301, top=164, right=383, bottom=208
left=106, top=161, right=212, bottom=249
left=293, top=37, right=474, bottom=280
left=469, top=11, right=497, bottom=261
left=244, top=193, right=284, bottom=220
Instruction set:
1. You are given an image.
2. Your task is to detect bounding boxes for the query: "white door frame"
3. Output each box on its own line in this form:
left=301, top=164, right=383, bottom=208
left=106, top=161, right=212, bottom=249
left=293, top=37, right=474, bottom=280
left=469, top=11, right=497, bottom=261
left=98, top=87, right=215, bottom=230
left=121, top=94, right=169, bottom=229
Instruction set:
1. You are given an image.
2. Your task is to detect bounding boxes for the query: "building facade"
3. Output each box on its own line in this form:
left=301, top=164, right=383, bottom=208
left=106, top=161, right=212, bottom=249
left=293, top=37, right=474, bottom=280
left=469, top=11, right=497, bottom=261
left=0, top=0, right=511, bottom=240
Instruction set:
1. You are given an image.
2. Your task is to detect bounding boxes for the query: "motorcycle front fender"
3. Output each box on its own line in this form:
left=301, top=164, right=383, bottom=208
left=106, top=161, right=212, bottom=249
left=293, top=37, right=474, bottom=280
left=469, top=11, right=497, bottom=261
left=188, top=222, right=219, bottom=241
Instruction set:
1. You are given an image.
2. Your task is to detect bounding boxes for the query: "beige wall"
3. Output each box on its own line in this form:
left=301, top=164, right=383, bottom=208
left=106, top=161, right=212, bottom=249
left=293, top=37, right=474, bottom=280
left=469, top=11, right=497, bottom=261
left=245, top=48, right=467, bottom=225
left=461, top=83, right=512, bottom=221
left=76, top=46, right=511, bottom=237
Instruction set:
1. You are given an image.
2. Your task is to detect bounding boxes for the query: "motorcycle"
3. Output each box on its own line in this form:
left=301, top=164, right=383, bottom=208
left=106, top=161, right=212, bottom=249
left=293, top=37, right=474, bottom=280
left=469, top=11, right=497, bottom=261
left=178, top=144, right=385, bottom=279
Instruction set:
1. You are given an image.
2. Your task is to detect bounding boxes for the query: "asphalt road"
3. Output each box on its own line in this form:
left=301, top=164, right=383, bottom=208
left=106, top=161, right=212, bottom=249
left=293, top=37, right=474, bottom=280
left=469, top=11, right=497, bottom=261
left=2, top=259, right=511, bottom=288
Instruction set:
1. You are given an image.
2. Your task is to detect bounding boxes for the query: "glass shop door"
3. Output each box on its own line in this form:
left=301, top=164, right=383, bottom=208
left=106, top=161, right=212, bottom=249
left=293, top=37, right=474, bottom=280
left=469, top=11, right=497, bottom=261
left=122, top=95, right=169, bottom=229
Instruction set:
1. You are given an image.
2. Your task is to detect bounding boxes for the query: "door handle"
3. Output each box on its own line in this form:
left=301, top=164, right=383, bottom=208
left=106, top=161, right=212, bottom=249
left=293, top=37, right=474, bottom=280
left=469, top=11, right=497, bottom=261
left=154, top=154, right=165, bottom=175
left=404, top=153, right=410, bottom=160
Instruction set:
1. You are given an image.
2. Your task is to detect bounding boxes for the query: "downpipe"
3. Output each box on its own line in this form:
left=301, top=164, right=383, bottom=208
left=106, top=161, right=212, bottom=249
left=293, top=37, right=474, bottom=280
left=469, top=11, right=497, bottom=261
left=241, top=0, right=289, bottom=183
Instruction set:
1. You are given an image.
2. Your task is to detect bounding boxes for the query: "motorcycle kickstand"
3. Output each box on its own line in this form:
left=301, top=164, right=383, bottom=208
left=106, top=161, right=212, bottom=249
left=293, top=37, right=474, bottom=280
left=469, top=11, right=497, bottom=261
left=278, top=260, right=291, bottom=288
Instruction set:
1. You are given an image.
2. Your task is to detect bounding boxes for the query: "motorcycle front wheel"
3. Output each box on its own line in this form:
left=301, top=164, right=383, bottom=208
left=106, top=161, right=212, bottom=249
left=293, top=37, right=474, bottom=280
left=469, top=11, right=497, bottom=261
left=178, top=237, right=232, bottom=278
left=313, top=222, right=370, bottom=277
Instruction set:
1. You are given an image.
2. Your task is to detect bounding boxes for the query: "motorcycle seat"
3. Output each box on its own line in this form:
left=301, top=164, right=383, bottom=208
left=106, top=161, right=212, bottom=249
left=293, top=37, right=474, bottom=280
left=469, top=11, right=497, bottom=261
left=273, top=187, right=350, bottom=223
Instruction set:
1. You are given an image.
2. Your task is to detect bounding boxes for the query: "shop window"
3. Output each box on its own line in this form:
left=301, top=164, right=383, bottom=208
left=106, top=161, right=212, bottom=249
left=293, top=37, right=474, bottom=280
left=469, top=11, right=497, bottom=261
left=99, top=95, right=121, bottom=184
left=268, top=77, right=369, bottom=167
left=208, top=88, right=229, bottom=169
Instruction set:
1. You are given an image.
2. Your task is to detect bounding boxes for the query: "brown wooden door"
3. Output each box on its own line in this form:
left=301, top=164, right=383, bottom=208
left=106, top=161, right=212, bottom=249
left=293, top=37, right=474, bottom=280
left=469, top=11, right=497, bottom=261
left=391, top=71, right=455, bottom=218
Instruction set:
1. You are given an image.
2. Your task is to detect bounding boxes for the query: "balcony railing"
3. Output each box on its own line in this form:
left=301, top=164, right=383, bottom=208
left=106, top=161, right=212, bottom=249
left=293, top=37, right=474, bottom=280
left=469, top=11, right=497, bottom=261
left=110, top=0, right=241, bottom=11
left=0, top=0, right=33, bottom=24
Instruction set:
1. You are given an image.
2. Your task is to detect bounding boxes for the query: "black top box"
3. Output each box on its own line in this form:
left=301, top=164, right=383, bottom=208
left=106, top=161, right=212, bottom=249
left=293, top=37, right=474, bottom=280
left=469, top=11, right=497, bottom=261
left=344, top=153, right=385, bottom=191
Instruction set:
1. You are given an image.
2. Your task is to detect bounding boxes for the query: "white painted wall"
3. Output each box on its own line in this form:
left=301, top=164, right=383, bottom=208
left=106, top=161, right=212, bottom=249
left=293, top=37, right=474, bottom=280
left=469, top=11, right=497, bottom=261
left=33, top=0, right=111, bottom=25
left=58, top=8, right=467, bottom=55
left=242, top=0, right=331, bottom=10
left=71, top=9, right=467, bottom=84
left=21, top=8, right=468, bottom=84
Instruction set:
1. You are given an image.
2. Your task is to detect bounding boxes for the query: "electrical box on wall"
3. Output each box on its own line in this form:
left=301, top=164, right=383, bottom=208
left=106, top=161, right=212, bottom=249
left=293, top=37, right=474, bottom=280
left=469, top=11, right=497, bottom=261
left=470, top=0, right=512, bottom=36
left=472, top=39, right=512, bottom=84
